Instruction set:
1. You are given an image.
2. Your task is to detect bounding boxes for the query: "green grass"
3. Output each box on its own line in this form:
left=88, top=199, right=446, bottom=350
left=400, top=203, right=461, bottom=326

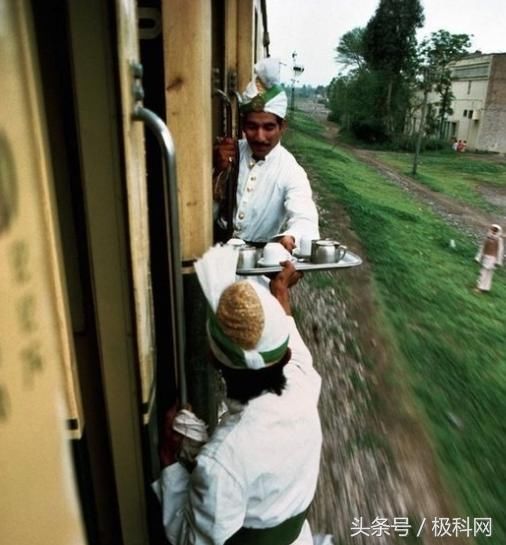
left=284, top=112, right=506, bottom=545
left=372, top=150, right=506, bottom=212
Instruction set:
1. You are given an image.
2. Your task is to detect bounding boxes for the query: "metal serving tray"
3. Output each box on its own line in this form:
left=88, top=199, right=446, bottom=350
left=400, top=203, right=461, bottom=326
left=236, top=250, right=362, bottom=275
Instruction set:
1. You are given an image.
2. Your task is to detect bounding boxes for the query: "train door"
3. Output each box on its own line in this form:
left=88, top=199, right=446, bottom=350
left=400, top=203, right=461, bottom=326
left=27, top=0, right=175, bottom=543
left=2, top=0, right=271, bottom=543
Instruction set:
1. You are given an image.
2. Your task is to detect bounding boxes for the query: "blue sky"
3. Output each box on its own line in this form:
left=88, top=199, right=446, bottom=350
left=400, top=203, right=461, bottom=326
left=267, top=0, right=506, bottom=85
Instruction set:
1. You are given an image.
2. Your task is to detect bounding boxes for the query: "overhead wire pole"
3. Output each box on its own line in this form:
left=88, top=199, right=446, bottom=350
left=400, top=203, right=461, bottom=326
left=290, top=51, right=304, bottom=113
left=290, top=52, right=296, bottom=112
left=260, top=0, right=270, bottom=57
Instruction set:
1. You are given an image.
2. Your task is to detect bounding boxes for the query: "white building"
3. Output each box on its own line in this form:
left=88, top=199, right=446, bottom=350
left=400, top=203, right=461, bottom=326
left=412, top=53, right=506, bottom=153
left=445, top=53, right=506, bottom=153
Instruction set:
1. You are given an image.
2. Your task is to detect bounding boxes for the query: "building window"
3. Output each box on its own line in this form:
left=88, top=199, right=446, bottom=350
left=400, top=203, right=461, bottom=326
left=463, top=110, right=468, bottom=117
left=468, top=110, right=473, bottom=119
left=452, top=64, right=489, bottom=80
left=467, top=80, right=472, bottom=94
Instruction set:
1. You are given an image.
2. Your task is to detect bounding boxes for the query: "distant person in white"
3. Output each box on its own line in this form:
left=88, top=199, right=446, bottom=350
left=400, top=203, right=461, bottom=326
left=213, top=57, right=319, bottom=251
left=475, top=224, right=503, bottom=292
left=153, top=245, right=322, bottom=545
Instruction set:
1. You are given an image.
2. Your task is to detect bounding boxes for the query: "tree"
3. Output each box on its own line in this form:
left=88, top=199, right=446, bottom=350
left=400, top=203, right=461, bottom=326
left=335, top=27, right=366, bottom=71
left=363, top=0, right=424, bottom=133
left=412, top=66, right=434, bottom=175
left=327, top=75, right=351, bottom=125
left=418, top=30, right=471, bottom=137
left=328, top=71, right=390, bottom=141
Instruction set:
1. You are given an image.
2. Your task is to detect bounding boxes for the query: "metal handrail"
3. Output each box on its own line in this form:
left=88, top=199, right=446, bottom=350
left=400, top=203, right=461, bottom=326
left=213, top=88, right=233, bottom=138
left=213, top=86, right=239, bottom=240
left=132, top=104, right=187, bottom=405
left=230, top=90, right=243, bottom=139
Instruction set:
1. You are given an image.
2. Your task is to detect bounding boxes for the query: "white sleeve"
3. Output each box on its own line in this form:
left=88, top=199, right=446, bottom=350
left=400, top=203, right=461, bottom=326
left=277, top=163, right=319, bottom=245
left=497, top=238, right=504, bottom=266
left=286, top=317, right=313, bottom=370
left=475, top=243, right=484, bottom=263
left=285, top=317, right=321, bottom=398
left=154, top=463, right=191, bottom=543
left=155, top=457, right=246, bottom=545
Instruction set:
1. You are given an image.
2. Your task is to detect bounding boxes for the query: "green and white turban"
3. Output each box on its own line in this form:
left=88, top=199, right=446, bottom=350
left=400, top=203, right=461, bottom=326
left=194, top=245, right=290, bottom=370
left=240, top=57, right=288, bottom=119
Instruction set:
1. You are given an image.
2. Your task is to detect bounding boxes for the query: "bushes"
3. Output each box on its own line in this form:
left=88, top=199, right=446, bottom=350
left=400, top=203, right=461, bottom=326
left=350, top=118, right=388, bottom=143
left=327, top=111, right=340, bottom=123
left=335, top=128, right=449, bottom=152
left=388, top=134, right=448, bottom=152
left=423, top=137, right=448, bottom=151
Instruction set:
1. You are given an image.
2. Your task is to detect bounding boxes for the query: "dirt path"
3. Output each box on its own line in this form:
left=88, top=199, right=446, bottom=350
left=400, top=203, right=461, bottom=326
left=343, top=147, right=499, bottom=241
left=291, top=101, right=473, bottom=544
left=297, top=98, right=506, bottom=242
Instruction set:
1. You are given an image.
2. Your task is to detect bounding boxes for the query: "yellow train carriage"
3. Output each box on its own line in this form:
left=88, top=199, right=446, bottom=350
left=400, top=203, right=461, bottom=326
left=0, top=1, right=270, bottom=543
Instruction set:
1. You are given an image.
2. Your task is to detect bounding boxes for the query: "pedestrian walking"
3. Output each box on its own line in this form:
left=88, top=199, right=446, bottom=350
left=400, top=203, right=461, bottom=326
left=474, top=224, right=503, bottom=292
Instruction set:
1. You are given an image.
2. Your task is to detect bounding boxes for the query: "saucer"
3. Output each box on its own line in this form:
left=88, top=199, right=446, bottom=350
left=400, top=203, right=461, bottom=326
left=293, top=249, right=311, bottom=259
left=257, top=256, right=296, bottom=267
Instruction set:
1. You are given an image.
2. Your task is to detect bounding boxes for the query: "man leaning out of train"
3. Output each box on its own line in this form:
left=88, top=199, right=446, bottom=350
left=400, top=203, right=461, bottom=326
left=153, top=244, right=322, bottom=545
left=213, top=57, right=319, bottom=252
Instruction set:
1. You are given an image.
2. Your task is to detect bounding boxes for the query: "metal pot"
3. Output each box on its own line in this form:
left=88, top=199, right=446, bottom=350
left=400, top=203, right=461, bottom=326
left=237, top=245, right=258, bottom=269
left=312, top=240, right=348, bottom=264
left=313, top=240, right=336, bottom=263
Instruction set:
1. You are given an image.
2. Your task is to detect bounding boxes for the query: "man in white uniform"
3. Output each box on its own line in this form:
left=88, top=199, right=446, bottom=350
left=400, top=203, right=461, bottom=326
left=154, top=245, right=322, bottom=544
left=213, top=58, right=319, bottom=251
left=474, top=224, right=503, bottom=292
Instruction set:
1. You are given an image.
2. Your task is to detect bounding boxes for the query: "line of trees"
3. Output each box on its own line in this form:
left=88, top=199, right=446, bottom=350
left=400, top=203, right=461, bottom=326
left=328, top=0, right=471, bottom=145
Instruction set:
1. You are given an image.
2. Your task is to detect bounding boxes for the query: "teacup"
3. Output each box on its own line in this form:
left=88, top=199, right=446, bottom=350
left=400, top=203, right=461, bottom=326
left=262, top=242, right=291, bottom=265
left=299, top=236, right=315, bottom=257
left=237, top=246, right=258, bottom=269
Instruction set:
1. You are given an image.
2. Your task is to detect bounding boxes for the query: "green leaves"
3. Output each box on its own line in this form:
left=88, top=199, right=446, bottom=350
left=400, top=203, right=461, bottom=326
left=363, top=0, right=424, bottom=75
left=417, top=30, right=472, bottom=137
left=335, top=27, right=366, bottom=71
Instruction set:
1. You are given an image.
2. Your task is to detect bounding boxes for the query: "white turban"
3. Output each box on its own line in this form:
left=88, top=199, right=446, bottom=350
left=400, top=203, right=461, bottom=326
left=194, top=245, right=290, bottom=369
left=241, top=57, right=288, bottom=119
left=490, top=224, right=502, bottom=238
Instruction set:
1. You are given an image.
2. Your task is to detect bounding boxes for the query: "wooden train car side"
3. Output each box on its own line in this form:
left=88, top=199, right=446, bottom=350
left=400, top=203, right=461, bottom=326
left=0, top=1, right=270, bottom=544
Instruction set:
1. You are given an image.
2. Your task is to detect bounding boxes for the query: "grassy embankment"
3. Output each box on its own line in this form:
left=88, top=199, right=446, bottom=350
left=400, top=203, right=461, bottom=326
left=284, top=112, right=506, bottom=544
left=373, top=150, right=506, bottom=213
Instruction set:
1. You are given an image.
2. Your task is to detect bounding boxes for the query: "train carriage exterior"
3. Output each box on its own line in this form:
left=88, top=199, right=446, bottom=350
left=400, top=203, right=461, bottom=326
left=0, top=1, right=271, bottom=543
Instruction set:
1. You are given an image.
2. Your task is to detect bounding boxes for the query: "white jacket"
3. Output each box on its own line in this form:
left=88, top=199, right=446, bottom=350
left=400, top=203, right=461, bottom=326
left=154, top=317, right=322, bottom=545
left=231, top=141, right=319, bottom=245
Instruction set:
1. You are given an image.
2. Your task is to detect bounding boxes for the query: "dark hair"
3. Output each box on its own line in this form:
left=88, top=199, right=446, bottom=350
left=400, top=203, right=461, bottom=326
left=213, top=349, right=291, bottom=404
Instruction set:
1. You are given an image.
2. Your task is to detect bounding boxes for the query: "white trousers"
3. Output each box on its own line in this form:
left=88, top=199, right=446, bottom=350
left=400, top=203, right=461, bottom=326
left=477, top=255, right=496, bottom=291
